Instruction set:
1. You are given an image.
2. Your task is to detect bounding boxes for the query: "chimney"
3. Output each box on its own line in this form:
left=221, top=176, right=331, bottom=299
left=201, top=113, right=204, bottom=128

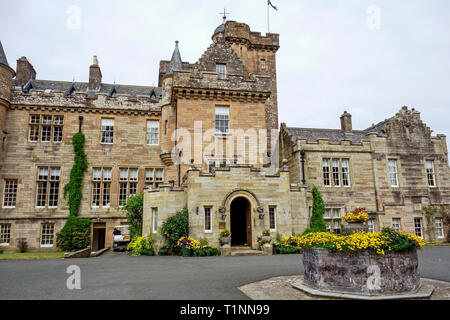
left=88, top=55, right=102, bottom=91
left=340, top=111, right=352, bottom=133
left=16, top=56, right=36, bottom=87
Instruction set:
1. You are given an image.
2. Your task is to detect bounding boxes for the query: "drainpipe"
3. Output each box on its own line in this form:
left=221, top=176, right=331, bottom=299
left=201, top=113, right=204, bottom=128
left=300, top=150, right=306, bottom=185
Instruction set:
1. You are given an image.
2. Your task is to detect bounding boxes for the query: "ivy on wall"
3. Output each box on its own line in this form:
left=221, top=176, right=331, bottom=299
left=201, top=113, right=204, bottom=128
left=422, top=205, right=450, bottom=242
left=56, top=132, right=91, bottom=252
left=63, top=132, right=88, bottom=217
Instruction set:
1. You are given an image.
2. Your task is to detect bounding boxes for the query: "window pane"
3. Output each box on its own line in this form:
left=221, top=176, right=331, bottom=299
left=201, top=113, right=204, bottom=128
left=93, top=168, right=102, bottom=180
left=323, top=159, right=330, bottom=186
left=204, top=207, right=211, bottom=231
left=323, top=209, right=330, bottom=218
left=342, top=160, right=350, bottom=186
left=3, top=180, right=18, bottom=207
left=435, top=218, right=444, bottom=238
left=152, top=208, right=158, bottom=232
left=215, top=107, right=229, bottom=133
left=392, top=218, right=400, bottom=232
left=333, top=208, right=340, bottom=218
left=0, top=224, right=11, bottom=244
left=41, top=126, right=51, bottom=141
left=38, top=167, right=48, bottom=180
left=129, top=169, right=138, bottom=181
left=332, top=160, right=340, bottom=186
left=102, top=182, right=111, bottom=206
left=216, top=64, right=226, bottom=79
left=49, top=182, right=59, bottom=207
left=119, top=183, right=127, bottom=205
left=119, top=168, right=128, bottom=181
left=388, top=160, right=398, bottom=186
left=103, top=168, right=112, bottom=181
left=101, top=119, right=114, bottom=143
left=92, top=182, right=101, bottom=206
left=146, top=169, right=154, bottom=181
left=155, top=169, right=163, bottom=181
left=53, top=126, right=63, bottom=142
left=414, top=218, right=423, bottom=238
left=147, top=120, right=159, bottom=145
left=269, top=207, right=276, bottom=230
left=41, top=224, right=54, bottom=246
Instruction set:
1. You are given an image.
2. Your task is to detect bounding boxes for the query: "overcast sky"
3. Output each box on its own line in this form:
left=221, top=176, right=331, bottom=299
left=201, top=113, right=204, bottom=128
left=1, top=0, right=449, bottom=139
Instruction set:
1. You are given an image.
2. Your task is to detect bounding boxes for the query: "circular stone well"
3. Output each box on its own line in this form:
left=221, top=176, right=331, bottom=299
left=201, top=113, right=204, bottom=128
left=303, top=248, right=420, bottom=296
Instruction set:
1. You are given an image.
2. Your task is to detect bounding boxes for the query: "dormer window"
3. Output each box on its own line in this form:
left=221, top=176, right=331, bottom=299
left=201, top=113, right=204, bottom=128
left=109, top=87, right=117, bottom=98
left=216, top=64, right=226, bottom=79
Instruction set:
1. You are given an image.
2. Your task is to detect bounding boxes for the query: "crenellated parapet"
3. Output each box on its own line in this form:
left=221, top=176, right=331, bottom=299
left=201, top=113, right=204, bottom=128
left=171, top=70, right=271, bottom=103
left=10, top=88, right=162, bottom=115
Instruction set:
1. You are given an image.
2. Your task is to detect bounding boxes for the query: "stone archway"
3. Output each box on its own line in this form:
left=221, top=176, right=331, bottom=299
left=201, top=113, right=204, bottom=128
left=230, top=197, right=252, bottom=247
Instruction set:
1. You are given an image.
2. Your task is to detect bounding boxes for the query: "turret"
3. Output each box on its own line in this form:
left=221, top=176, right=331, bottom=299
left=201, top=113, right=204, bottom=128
left=0, top=41, right=15, bottom=166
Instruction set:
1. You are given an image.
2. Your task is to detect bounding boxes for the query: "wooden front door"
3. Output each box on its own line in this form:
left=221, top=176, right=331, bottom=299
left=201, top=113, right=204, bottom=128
left=246, top=202, right=252, bottom=247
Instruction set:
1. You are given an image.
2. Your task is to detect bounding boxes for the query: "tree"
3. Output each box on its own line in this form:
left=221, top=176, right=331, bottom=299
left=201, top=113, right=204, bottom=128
left=303, top=185, right=327, bottom=235
left=160, top=208, right=189, bottom=255
left=122, top=193, right=144, bottom=239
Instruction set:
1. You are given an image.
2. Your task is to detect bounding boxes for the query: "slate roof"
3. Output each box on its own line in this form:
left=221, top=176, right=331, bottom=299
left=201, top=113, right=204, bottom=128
left=213, top=23, right=225, bottom=36
left=166, top=41, right=183, bottom=75
left=287, top=127, right=368, bottom=143
left=13, top=79, right=162, bottom=99
left=0, top=40, right=11, bottom=68
left=287, top=117, right=394, bottom=143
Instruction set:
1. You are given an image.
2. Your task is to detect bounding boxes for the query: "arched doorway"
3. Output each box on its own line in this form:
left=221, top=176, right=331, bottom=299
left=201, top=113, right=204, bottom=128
left=230, top=197, right=252, bottom=247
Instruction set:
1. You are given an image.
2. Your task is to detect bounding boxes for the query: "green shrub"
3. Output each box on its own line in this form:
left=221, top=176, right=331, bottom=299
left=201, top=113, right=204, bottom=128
left=56, top=216, right=91, bottom=252
left=121, top=193, right=143, bottom=239
left=303, top=186, right=327, bottom=235
left=127, top=235, right=154, bottom=256
left=199, top=237, right=209, bottom=247
left=158, top=247, right=170, bottom=256
left=160, top=208, right=189, bottom=255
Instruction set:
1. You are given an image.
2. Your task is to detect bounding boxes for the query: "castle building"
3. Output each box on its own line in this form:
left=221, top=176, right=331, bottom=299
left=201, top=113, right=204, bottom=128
left=0, top=20, right=448, bottom=252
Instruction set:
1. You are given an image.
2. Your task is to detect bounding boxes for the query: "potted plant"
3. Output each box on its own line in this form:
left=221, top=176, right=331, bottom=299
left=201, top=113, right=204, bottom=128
left=219, top=230, right=231, bottom=246
left=261, top=229, right=272, bottom=244
left=343, top=207, right=369, bottom=234
left=177, top=237, right=199, bottom=257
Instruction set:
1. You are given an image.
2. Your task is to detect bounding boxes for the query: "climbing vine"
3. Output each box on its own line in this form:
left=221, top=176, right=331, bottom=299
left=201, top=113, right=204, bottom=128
left=56, top=132, right=91, bottom=251
left=63, top=132, right=88, bottom=217
left=422, top=205, right=450, bottom=242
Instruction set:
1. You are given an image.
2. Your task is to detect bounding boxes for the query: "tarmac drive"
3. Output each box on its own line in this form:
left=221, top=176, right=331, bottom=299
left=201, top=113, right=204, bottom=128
left=0, top=246, right=449, bottom=300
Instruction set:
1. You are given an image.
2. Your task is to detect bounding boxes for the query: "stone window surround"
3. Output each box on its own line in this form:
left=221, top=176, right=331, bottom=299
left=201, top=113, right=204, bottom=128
left=435, top=217, right=444, bottom=239
left=388, top=158, right=400, bottom=188
left=0, top=223, right=11, bottom=245
left=35, top=166, right=61, bottom=209
left=146, top=119, right=160, bottom=145
left=323, top=207, right=342, bottom=234
left=28, top=113, right=64, bottom=144
left=91, top=167, right=112, bottom=208
left=2, top=179, right=18, bottom=208
left=268, top=205, right=277, bottom=231
left=204, top=206, right=213, bottom=233
left=119, top=168, right=139, bottom=207
left=322, top=158, right=351, bottom=188
left=100, top=118, right=115, bottom=144
left=425, top=159, right=437, bottom=188
left=152, top=207, right=158, bottom=234
left=414, top=217, right=423, bottom=239
left=40, top=222, right=55, bottom=247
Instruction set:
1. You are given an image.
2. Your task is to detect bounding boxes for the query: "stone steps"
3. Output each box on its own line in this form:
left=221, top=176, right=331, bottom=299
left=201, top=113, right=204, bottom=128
left=231, top=247, right=263, bottom=256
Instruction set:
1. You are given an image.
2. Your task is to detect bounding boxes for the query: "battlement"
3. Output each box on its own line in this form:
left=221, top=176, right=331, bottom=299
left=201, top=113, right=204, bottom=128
left=10, top=87, right=161, bottom=114
left=171, top=69, right=271, bottom=102
left=219, top=21, right=279, bottom=51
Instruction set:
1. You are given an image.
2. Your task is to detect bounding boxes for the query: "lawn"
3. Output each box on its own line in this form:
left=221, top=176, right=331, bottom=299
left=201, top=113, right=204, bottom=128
left=0, top=251, right=65, bottom=260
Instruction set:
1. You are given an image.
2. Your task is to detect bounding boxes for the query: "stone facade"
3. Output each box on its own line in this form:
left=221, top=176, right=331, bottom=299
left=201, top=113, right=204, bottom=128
left=143, top=165, right=310, bottom=250
left=303, top=248, right=420, bottom=295
left=0, top=18, right=448, bottom=253
left=280, top=107, right=450, bottom=242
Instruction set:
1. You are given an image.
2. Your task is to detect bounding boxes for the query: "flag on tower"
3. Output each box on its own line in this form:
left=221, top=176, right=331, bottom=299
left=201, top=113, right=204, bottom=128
left=268, top=0, right=277, bottom=10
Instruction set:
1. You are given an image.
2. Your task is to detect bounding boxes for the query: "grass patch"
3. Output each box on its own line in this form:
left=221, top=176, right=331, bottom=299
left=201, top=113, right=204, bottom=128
left=425, top=242, right=450, bottom=246
left=0, top=251, right=65, bottom=260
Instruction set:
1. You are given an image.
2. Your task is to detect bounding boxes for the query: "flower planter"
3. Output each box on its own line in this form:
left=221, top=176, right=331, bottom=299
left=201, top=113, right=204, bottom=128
left=220, top=236, right=231, bottom=246
left=345, top=221, right=368, bottom=234
left=181, top=246, right=191, bottom=257
left=261, top=235, right=272, bottom=244
left=302, top=248, right=420, bottom=296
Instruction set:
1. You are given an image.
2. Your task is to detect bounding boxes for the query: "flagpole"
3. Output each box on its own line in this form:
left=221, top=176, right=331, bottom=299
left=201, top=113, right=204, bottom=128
left=267, top=2, right=270, bottom=33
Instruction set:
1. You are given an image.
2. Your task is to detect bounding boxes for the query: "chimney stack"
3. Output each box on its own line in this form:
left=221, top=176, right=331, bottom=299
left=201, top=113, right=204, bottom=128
left=88, top=55, right=102, bottom=91
left=16, top=57, right=36, bottom=87
left=340, top=111, right=352, bottom=133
